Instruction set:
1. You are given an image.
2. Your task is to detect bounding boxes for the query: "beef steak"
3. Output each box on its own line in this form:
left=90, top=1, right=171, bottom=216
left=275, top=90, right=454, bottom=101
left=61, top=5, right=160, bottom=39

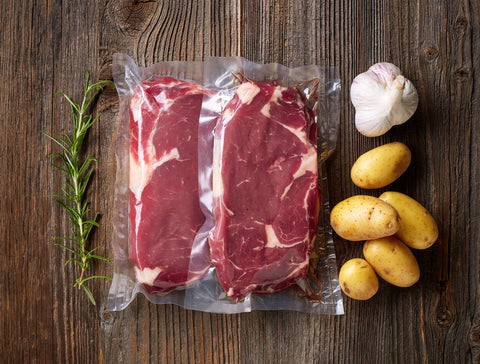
left=209, top=80, right=318, bottom=300
left=129, top=77, right=209, bottom=293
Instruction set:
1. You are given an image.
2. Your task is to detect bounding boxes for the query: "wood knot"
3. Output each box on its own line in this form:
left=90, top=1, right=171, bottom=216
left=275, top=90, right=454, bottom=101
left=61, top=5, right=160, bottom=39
left=423, top=46, right=439, bottom=61
left=98, top=87, right=119, bottom=113
left=434, top=302, right=454, bottom=328
left=100, top=306, right=115, bottom=325
left=455, top=16, right=468, bottom=34
left=454, top=68, right=469, bottom=82
left=470, top=325, right=480, bottom=346
left=435, top=307, right=453, bottom=328
left=106, top=0, right=157, bottom=36
left=99, top=46, right=118, bottom=80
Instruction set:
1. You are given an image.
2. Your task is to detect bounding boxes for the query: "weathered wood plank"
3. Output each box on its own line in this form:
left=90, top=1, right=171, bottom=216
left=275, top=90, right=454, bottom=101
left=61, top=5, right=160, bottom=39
left=0, top=0, right=479, bottom=363
left=0, top=0, right=58, bottom=362
left=50, top=1, right=107, bottom=363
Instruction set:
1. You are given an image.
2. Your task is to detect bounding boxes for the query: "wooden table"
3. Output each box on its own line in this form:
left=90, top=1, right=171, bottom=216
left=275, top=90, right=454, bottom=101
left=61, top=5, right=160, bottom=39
left=2, top=1, right=479, bottom=363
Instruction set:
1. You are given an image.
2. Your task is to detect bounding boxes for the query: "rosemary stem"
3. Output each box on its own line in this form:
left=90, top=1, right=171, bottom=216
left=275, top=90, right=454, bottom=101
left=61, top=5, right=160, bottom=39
left=44, top=70, right=113, bottom=305
left=74, top=179, right=86, bottom=289
left=74, top=108, right=87, bottom=289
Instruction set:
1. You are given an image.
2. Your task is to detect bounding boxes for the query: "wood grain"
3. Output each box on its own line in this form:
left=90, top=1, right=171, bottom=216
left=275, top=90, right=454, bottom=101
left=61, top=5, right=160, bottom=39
left=0, top=0, right=479, bottom=363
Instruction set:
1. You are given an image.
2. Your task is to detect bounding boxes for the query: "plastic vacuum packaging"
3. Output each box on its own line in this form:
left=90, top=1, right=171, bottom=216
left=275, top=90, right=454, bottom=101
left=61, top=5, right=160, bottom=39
left=107, top=54, right=344, bottom=315
left=184, top=57, right=343, bottom=314
left=107, top=54, right=210, bottom=309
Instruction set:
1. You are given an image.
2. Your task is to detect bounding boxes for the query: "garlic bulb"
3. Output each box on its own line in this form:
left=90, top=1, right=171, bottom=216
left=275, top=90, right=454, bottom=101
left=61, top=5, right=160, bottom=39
left=350, top=62, right=418, bottom=137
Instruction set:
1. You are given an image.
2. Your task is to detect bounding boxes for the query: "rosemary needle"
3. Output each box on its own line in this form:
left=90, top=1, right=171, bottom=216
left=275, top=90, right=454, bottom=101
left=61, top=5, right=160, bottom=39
left=42, top=70, right=114, bottom=305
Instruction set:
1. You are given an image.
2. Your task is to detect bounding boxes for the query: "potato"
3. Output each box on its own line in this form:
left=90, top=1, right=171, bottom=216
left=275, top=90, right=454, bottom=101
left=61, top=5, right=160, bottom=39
left=351, top=142, right=411, bottom=189
left=339, top=258, right=379, bottom=300
left=378, top=191, right=439, bottom=249
left=330, top=195, right=400, bottom=241
left=363, top=236, right=420, bottom=287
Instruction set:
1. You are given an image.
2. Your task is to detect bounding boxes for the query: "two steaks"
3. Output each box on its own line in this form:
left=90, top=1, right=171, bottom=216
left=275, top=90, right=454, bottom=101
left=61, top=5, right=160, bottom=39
left=129, top=77, right=318, bottom=299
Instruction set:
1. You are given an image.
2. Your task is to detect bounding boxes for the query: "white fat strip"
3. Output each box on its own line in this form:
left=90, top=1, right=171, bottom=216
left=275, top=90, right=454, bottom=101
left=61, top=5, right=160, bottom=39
left=219, top=199, right=235, bottom=216
left=222, top=108, right=233, bottom=124
left=212, top=155, right=223, bottom=199
left=153, top=86, right=196, bottom=112
left=212, top=124, right=224, bottom=199
left=134, top=202, right=142, bottom=265
left=260, top=84, right=312, bottom=151
left=278, top=121, right=309, bottom=146
left=152, top=85, right=178, bottom=111
left=135, top=266, right=162, bottom=286
left=153, top=78, right=204, bottom=101
left=280, top=181, right=294, bottom=200
left=131, top=94, right=143, bottom=122
left=235, top=178, right=251, bottom=188
left=276, top=149, right=316, bottom=201
left=130, top=148, right=180, bottom=200
left=302, top=180, right=318, bottom=215
left=282, top=259, right=309, bottom=280
left=133, top=79, right=205, bottom=120
left=264, top=224, right=306, bottom=249
left=260, top=85, right=317, bottom=180
left=260, top=86, right=286, bottom=118
left=237, top=82, right=260, bottom=104
left=227, top=258, right=248, bottom=272
left=293, top=147, right=317, bottom=179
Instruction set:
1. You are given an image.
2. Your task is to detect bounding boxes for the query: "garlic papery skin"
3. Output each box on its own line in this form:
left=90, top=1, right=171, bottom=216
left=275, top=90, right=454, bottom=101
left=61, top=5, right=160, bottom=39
left=350, top=62, right=419, bottom=137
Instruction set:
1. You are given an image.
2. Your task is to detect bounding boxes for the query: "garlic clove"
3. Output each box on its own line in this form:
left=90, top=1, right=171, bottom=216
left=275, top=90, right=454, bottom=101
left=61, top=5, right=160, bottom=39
left=350, top=62, right=419, bottom=137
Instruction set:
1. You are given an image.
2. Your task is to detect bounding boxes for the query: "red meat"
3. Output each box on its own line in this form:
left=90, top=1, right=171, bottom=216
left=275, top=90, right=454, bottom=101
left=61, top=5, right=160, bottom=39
left=129, top=77, right=209, bottom=293
left=210, top=80, right=319, bottom=300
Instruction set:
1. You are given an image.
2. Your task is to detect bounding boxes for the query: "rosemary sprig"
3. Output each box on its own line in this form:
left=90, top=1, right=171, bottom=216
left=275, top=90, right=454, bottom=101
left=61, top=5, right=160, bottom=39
left=42, top=70, right=114, bottom=305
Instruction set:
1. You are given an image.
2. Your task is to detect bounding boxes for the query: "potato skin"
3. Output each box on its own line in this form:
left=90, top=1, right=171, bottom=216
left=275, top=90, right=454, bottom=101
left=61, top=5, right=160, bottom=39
left=363, top=236, right=420, bottom=287
left=339, top=258, right=379, bottom=300
left=351, top=142, right=411, bottom=189
left=330, top=195, right=400, bottom=241
left=379, top=191, right=438, bottom=249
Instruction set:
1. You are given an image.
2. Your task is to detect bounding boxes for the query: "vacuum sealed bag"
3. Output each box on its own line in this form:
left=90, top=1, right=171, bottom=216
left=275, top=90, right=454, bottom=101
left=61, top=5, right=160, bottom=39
left=107, top=54, right=343, bottom=314
left=107, top=54, right=209, bottom=309
left=184, top=57, right=343, bottom=314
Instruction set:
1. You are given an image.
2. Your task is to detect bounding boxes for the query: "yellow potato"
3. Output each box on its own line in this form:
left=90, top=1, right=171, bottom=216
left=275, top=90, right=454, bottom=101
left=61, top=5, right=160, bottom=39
left=351, top=142, right=411, bottom=189
left=330, top=195, right=400, bottom=241
left=339, top=258, right=379, bottom=300
left=363, top=236, right=420, bottom=287
left=379, top=191, right=438, bottom=249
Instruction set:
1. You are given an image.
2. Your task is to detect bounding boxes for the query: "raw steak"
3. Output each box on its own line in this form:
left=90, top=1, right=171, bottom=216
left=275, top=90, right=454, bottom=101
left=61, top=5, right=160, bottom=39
left=209, top=80, right=319, bottom=300
left=129, top=77, right=209, bottom=293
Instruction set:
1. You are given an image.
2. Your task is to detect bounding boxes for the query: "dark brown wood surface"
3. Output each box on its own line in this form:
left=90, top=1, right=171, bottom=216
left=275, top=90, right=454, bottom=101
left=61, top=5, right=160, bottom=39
left=1, top=0, right=479, bottom=363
